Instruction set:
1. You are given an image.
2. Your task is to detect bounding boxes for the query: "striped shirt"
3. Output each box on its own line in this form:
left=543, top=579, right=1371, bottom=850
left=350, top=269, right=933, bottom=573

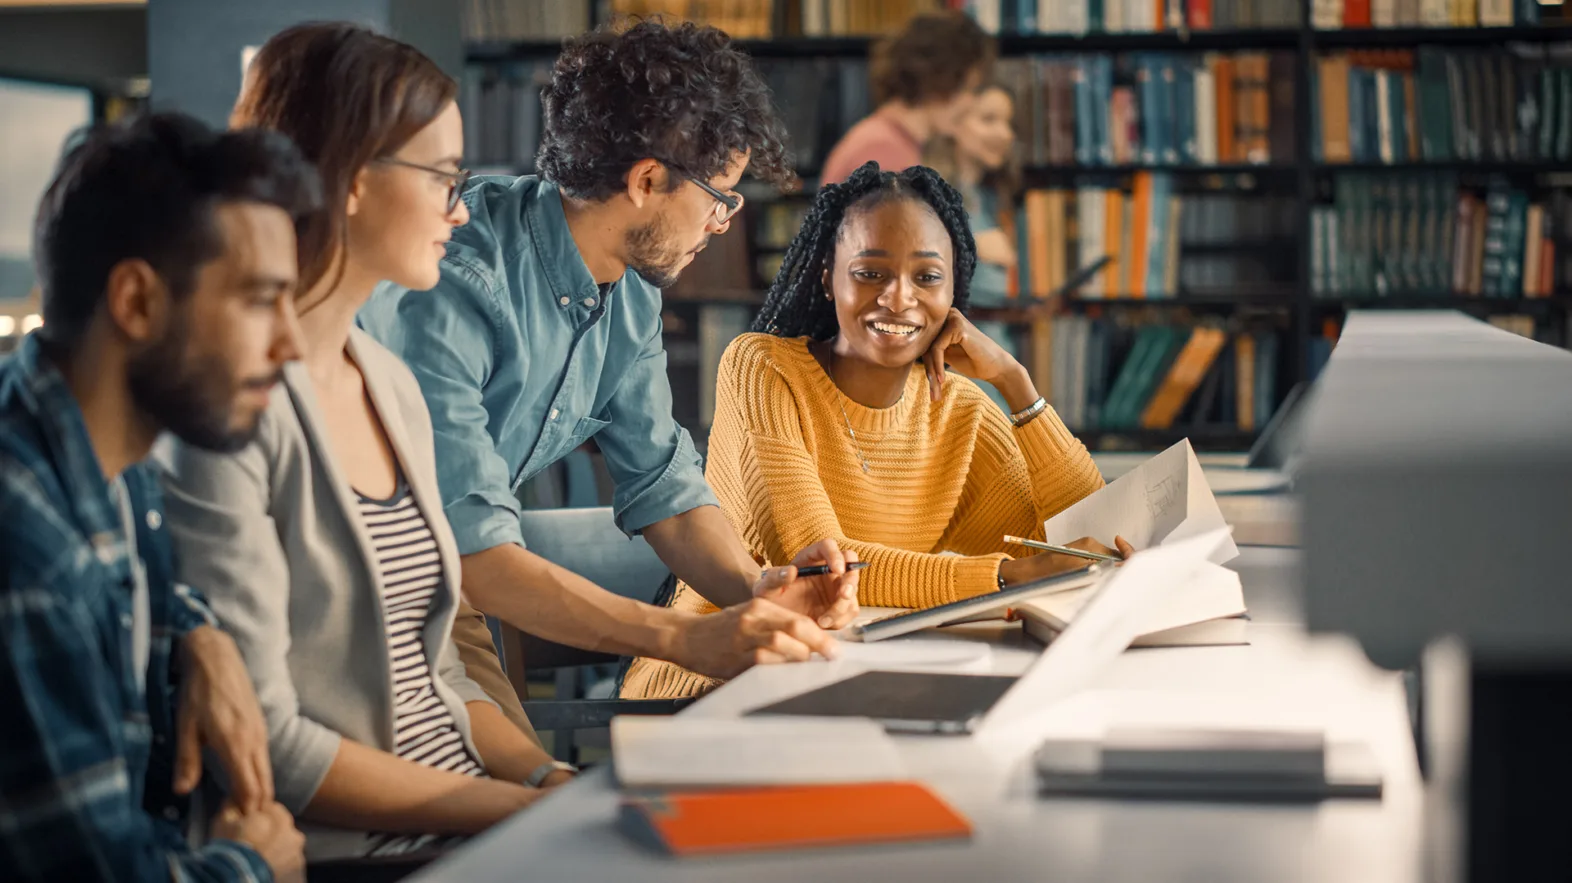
left=357, top=481, right=483, bottom=856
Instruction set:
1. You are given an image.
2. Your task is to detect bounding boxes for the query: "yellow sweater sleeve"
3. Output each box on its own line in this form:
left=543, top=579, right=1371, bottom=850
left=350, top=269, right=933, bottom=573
left=715, top=341, right=1009, bottom=610
left=942, top=402, right=1106, bottom=557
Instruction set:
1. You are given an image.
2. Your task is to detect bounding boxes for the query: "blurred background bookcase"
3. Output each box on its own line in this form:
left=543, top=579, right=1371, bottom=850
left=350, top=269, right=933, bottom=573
left=471, top=2, right=1572, bottom=451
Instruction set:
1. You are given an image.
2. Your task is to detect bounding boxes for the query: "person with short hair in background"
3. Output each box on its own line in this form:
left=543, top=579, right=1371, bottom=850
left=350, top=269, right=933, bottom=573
left=924, top=81, right=1025, bottom=411
left=819, top=11, right=997, bottom=186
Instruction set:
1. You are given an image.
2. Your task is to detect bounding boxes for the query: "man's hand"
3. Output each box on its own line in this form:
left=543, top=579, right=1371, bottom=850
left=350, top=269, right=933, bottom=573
left=669, top=597, right=839, bottom=680
left=211, top=800, right=304, bottom=883
left=751, top=538, right=860, bottom=629
left=177, top=626, right=272, bottom=812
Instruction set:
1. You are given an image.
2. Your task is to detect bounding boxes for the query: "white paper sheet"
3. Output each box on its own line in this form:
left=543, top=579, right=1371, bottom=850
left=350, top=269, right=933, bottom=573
left=978, top=527, right=1233, bottom=737
left=610, top=716, right=906, bottom=789
left=1043, top=439, right=1240, bottom=564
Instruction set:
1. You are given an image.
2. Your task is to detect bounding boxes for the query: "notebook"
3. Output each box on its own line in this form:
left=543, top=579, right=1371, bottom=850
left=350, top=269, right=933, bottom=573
left=1014, top=561, right=1248, bottom=648
left=618, top=782, right=972, bottom=856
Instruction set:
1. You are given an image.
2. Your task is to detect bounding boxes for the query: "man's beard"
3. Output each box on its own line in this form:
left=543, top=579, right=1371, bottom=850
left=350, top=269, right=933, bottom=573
left=625, top=213, right=691, bottom=290
left=126, top=313, right=269, bottom=454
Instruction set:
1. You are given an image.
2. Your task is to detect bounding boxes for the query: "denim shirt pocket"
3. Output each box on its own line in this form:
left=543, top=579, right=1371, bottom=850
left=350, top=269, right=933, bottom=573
left=567, top=415, right=611, bottom=450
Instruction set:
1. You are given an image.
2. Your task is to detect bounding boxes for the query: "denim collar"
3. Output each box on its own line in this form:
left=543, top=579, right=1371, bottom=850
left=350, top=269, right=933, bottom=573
left=523, top=178, right=618, bottom=311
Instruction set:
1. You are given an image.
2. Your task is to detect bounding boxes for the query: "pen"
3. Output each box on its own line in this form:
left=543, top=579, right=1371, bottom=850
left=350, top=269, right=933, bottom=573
left=795, top=561, right=871, bottom=577
left=1003, top=535, right=1123, bottom=562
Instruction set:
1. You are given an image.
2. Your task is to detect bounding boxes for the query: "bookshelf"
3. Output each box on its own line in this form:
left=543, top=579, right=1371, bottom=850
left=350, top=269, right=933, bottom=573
left=460, top=2, right=1572, bottom=450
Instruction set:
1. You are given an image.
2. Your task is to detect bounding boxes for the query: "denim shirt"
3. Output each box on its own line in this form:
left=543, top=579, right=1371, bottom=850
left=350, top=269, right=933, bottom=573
left=359, top=176, right=717, bottom=555
left=0, top=334, right=269, bottom=882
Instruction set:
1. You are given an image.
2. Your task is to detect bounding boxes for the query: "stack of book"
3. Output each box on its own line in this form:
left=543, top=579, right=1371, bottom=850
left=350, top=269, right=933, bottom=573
left=615, top=0, right=777, bottom=38
left=957, top=0, right=1300, bottom=33
left=798, top=0, right=944, bottom=34
left=1310, top=0, right=1561, bottom=27
left=999, top=52, right=1295, bottom=168
left=1312, top=47, right=1572, bottom=166
left=461, top=0, right=591, bottom=40
left=1047, top=318, right=1294, bottom=433
left=1310, top=173, right=1572, bottom=301
left=459, top=61, right=554, bottom=172
left=1008, top=183, right=1298, bottom=300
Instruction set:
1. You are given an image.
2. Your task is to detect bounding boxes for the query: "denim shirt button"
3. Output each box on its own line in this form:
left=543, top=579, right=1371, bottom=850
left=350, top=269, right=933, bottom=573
left=145, top=510, right=162, bottom=531
left=558, top=296, right=570, bottom=306
left=584, top=298, right=597, bottom=308
left=120, top=613, right=133, bottom=630
left=548, top=408, right=560, bottom=421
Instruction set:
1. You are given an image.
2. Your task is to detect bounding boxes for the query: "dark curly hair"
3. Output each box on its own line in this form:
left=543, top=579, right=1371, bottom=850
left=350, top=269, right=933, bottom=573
left=871, top=11, right=995, bottom=106
left=536, top=18, right=793, bottom=201
left=752, top=163, right=976, bottom=341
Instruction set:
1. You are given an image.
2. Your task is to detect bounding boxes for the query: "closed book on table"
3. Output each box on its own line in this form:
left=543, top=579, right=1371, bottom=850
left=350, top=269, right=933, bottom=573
left=619, top=782, right=972, bottom=856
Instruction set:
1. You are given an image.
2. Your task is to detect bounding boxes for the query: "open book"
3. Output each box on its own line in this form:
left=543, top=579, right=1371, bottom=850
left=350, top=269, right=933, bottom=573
left=1013, top=561, right=1248, bottom=648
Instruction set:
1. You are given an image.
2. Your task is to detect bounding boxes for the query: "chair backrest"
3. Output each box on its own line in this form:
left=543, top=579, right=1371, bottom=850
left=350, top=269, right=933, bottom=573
left=498, top=507, right=674, bottom=692
left=516, top=506, right=670, bottom=604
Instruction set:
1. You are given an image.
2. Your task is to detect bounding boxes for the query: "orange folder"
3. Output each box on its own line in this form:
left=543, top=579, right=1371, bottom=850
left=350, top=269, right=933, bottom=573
left=619, top=781, right=972, bottom=857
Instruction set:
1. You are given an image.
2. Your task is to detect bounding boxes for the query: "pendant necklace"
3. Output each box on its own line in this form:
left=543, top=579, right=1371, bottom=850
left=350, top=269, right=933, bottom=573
left=828, top=349, right=878, bottom=475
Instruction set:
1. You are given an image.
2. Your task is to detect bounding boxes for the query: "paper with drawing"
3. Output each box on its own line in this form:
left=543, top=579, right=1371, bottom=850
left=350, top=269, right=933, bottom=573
left=1042, top=439, right=1239, bottom=564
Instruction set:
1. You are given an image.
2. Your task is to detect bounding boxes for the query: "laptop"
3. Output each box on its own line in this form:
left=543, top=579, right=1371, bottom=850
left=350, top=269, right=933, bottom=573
left=747, top=528, right=1233, bottom=736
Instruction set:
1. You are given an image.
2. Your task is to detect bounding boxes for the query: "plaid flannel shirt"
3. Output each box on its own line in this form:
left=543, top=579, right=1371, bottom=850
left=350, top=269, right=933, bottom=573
left=0, top=334, right=271, bottom=882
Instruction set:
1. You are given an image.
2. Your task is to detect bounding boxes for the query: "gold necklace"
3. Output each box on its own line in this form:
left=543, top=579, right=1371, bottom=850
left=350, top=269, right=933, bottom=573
left=828, top=350, right=876, bottom=474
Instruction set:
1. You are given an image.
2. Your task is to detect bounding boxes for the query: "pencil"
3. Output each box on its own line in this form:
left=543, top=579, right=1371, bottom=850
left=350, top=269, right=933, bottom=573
left=795, top=561, right=871, bottom=577
left=1002, top=535, right=1122, bottom=562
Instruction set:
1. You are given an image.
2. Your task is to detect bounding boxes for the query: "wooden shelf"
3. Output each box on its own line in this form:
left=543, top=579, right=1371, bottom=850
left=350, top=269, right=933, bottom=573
left=1312, top=295, right=1572, bottom=309
left=466, top=27, right=1304, bottom=63
left=1316, top=161, right=1572, bottom=174
left=1312, top=25, right=1572, bottom=48
left=1073, top=426, right=1260, bottom=452
left=1028, top=162, right=1298, bottom=176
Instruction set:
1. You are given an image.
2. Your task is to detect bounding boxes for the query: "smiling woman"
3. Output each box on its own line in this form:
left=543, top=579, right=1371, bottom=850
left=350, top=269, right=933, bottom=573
left=620, top=164, right=1119, bottom=701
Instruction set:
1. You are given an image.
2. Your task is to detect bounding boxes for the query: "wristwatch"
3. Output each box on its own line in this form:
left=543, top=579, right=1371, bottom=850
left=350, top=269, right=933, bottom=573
left=525, top=760, right=578, bottom=787
left=1009, top=396, right=1048, bottom=428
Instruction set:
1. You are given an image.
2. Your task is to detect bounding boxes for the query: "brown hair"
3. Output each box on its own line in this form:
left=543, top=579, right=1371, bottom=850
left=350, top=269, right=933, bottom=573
left=231, top=22, right=456, bottom=302
left=922, top=82, right=1022, bottom=220
left=870, top=11, right=995, bottom=107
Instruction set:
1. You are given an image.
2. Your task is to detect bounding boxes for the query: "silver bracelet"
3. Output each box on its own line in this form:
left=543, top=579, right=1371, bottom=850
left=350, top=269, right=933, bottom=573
left=1010, top=396, right=1048, bottom=427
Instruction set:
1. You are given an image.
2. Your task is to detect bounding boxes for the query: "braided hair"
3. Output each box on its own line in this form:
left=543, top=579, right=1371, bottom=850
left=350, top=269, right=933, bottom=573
left=752, top=162, right=978, bottom=340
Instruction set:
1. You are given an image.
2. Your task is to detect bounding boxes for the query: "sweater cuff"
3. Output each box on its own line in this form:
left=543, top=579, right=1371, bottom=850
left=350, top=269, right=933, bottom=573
left=954, top=554, right=1009, bottom=600
left=1013, top=404, right=1086, bottom=463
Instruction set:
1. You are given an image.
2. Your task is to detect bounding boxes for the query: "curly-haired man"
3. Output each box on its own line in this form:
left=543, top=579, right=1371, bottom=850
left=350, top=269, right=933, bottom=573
left=359, top=19, right=861, bottom=734
left=821, top=11, right=996, bottom=185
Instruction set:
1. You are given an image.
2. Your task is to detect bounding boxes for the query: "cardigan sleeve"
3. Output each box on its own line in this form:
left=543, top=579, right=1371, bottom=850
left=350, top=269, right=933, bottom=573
left=157, top=416, right=343, bottom=814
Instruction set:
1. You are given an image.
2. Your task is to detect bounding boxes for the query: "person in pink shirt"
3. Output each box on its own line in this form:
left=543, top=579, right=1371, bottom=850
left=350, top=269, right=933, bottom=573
left=820, top=11, right=995, bottom=186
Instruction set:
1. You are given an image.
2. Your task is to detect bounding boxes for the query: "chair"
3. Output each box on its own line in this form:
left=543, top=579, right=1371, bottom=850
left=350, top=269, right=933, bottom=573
left=490, top=506, right=692, bottom=763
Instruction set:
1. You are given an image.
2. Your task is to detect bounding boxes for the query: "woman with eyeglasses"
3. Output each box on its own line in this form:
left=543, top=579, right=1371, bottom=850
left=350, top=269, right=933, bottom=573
left=157, top=23, right=568, bottom=873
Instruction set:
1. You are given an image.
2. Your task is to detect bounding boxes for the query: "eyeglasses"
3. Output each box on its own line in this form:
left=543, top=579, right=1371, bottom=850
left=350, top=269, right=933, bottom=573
left=661, top=162, right=744, bottom=224
left=375, top=157, right=472, bottom=214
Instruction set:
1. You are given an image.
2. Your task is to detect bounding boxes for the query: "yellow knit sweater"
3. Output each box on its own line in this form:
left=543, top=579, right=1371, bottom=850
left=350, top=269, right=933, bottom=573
left=621, top=333, right=1105, bottom=699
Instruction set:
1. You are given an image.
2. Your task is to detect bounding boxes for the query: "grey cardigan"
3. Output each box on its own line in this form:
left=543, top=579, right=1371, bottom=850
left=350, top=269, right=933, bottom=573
left=158, top=329, right=496, bottom=861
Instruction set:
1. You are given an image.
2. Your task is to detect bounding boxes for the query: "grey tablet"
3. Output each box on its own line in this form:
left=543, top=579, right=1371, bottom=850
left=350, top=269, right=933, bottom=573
left=852, top=561, right=1113, bottom=643
left=746, top=670, right=1021, bottom=735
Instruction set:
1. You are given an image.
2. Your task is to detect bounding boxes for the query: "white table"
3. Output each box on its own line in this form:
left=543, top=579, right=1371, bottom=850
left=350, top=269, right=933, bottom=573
left=411, top=550, right=1423, bottom=883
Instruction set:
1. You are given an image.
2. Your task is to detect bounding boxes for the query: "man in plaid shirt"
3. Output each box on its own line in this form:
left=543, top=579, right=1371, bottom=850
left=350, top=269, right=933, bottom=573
left=0, top=113, right=318, bottom=881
